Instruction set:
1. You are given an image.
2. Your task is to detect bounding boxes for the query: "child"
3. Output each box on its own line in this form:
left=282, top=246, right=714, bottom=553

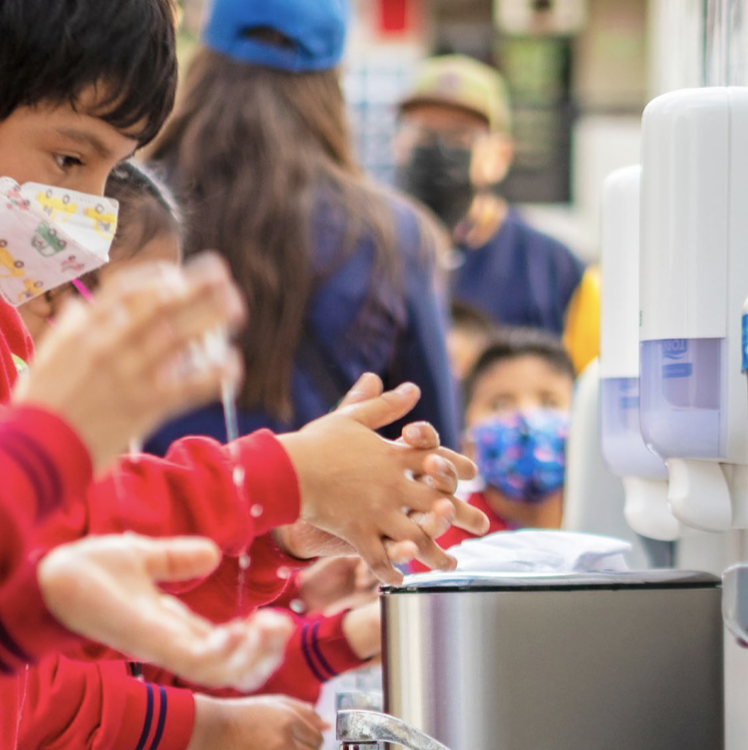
left=415, top=328, right=575, bottom=567
left=0, top=0, right=489, bottom=745
left=17, top=160, right=384, bottom=750
left=20, top=160, right=181, bottom=340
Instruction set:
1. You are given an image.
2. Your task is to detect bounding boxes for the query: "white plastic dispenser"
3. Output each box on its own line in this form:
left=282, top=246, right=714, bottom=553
left=639, top=87, right=748, bottom=532
left=599, top=165, right=679, bottom=541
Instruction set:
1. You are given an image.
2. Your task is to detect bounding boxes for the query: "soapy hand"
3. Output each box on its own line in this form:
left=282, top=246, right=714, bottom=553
left=187, top=694, right=328, bottom=750
left=13, top=253, right=245, bottom=474
left=38, top=532, right=293, bottom=691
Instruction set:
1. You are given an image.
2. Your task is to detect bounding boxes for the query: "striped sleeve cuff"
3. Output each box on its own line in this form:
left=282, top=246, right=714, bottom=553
left=300, top=610, right=366, bottom=683
left=0, top=558, right=81, bottom=672
left=0, top=405, right=93, bottom=519
left=113, top=680, right=195, bottom=750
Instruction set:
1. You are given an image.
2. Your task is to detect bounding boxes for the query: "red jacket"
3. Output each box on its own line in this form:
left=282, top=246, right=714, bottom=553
left=15, top=658, right=194, bottom=750
left=0, top=303, right=95, bottom=745
left=0, top=300, right=365, bottom=749
left=0, top=405, right=93, bottom=671
left=14, top=606, right=367, bottom=750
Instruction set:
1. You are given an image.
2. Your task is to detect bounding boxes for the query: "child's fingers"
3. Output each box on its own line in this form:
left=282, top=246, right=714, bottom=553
left=410, top=501, right=454, bottom=539
left=154, top=349, right=244, bottom=415
left=336, top=372, right=384, bottom=408
left=339, top=382, right=421, bottom=431
left=281, top=698, right=331, bottom=732
left=355, top=535, right=403, bottom=586
left=434, top=447, right=477, bottom=481
left=118, top=284, right=244, bottom=378
left=385, top=538, right=419, bottom=564
left=400, top=421, right=440, bottom=450
left=134, top=534, right=222, bottom=583
left=383, top=513, right=457, bottom=573
left=418, top=454, right=459, bottom=495
left=450, top=499, right=490, bottom=536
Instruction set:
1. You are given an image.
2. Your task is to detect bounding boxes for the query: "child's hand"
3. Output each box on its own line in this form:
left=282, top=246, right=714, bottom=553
left=13, top=252, right=245, bottom=474
left=277, top=374, right=488, bottom=585
left=187, top=694, right=328, bottom=750
left=38, top=533, right=293, bottom=691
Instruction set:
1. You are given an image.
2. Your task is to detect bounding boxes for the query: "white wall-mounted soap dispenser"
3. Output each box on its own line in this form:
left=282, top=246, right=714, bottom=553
left=599, top=165, right=679, bottom=541
left=639, top=86, right=748, bottom=532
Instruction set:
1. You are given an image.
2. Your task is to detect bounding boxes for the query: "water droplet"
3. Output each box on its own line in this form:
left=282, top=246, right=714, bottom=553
left=250, top=504, right=263, bottom=517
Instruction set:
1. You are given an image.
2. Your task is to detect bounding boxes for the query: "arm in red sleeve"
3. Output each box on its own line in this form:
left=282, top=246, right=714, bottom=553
left=43, top=435, right=306, bottom=665
left=175, top=531, right=312, bottom=624
left=17, top=657, right=195, bottom=750
left=256, top=609, right=368, bottom=703
left=0, top=406, right=92, bottom=671
left=38, top=429, right=300, bottom=559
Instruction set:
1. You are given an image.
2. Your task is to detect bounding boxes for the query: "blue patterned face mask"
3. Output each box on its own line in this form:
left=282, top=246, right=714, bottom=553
left=470, top=410, right=569, bottom=503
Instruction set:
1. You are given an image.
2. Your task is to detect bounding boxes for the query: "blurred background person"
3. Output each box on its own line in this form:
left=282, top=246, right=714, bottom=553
left=147, top=0, right=460, bottom=453
left=394, top=54, right=595, bottom=371
left=412, top=327, right=575, bottom=572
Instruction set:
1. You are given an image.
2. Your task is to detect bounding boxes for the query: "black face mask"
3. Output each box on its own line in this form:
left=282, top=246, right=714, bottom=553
left=397, top=142, right=474, bottom=230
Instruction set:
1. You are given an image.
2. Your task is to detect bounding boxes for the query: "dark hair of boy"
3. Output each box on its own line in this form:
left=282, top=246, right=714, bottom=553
left=450, top=300, right=499, bottom=338
left=463, top=327, right=576, bottom=407
left=77, top=161, right=181, bottom=292
left=0, top=0, right=178, bottom=146
left=107, top=161, right=181, bottom=256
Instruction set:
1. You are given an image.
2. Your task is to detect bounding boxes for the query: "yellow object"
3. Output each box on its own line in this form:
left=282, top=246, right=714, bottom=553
left=563, top=265, right=600, bottom=375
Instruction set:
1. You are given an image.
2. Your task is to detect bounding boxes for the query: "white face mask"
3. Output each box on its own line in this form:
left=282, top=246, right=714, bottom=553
left=0, top=177, right=119, bottom=306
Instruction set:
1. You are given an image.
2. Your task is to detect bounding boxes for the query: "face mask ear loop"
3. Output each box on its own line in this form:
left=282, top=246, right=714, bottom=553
left=71, top=278, right=94, bottom=302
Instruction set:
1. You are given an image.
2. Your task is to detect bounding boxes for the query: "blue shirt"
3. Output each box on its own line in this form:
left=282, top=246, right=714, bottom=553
left=145, top=194, right=460, bottom=454
left=451, top=209, right=584, bottom=335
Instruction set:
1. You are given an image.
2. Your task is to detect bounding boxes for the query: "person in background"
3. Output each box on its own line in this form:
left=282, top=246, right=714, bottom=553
left=395, top=55, right=595, bottom=369
left=147, top=0, right=460, bottom=454
left=446, top=300, right=500, bottom=381
left=412, top=328, right=575, bottom=571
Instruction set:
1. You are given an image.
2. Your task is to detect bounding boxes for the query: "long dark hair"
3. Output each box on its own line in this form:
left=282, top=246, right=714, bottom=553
left=0, top=0, right=177, bottom=147
left=150, top=47, right=411, bottom=420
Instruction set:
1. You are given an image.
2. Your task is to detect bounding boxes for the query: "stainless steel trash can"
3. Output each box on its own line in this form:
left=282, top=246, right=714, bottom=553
left=382, top=570, right=723, bottom=750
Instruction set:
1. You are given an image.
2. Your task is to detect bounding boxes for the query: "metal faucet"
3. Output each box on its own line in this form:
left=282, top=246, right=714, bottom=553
left=336, top=709, right=452, bottom=750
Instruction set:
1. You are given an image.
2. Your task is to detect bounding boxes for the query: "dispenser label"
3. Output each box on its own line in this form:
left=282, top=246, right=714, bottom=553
left=663, top=363, right=693, bottom=379
left=743, top=314, right=748, bottom=372
left=662, top=339, right=688, bottom=359
left=662, top=339, right=691, bottom=379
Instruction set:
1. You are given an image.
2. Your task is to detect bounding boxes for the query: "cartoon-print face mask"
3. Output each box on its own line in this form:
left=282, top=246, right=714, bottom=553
left=0, top=177, right=119, bottom=306
left=470, top=410, right=570, bottom=503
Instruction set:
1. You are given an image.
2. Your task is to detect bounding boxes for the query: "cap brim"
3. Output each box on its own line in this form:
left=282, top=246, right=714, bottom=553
left=397, top=95, right=491, bottom=128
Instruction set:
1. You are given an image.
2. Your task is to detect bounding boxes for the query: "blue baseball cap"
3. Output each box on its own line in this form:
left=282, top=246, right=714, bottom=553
left=202, top=0, right=351, bottom=72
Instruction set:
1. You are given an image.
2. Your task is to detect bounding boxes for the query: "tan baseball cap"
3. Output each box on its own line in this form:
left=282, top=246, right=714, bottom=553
left=398, top=54, right=512, bottom=134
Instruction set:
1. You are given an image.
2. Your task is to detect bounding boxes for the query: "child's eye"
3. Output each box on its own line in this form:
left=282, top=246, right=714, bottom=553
left=490, top=396, right=514, bottom=412
left=54, top=154, right=84, bottom=171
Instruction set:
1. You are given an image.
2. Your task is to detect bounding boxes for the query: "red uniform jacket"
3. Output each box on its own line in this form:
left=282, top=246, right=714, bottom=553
left=0, top=300, right=365, bottom=749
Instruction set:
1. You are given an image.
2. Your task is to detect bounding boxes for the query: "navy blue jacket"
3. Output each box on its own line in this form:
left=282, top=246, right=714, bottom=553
left=451, top=209, right=584, bottom=335
left=145, top=195, right=460, bottom=454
